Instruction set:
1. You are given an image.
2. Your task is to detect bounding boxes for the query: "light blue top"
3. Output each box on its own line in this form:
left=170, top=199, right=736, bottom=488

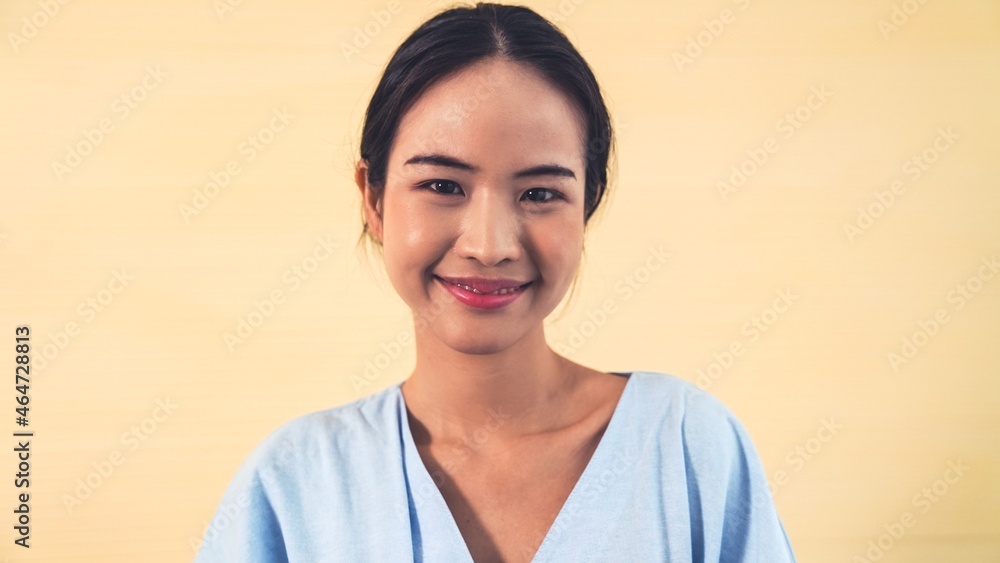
left=194, top=371, right=796, bottom=562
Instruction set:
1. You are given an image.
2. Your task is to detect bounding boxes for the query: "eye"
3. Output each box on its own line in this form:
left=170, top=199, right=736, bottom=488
left=418, top=180, right=463, bottom=195
left=522, top=188, right=562, bottom=203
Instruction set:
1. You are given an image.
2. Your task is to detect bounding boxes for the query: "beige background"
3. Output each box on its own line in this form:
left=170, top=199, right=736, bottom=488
left=2, top=0, right=998, bottom=561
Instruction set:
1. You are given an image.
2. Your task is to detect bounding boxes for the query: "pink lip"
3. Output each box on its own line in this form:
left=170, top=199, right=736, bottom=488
left=434, top=276, right=533, bottom=310
left=436, top=276, right=533, bottom=293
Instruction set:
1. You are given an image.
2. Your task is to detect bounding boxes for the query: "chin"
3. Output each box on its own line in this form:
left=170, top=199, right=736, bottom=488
left=437, top=322, right=521, bottom=355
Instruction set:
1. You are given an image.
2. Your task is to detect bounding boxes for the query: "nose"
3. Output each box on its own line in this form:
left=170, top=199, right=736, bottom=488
left=455, top=187, right=522, bottom=267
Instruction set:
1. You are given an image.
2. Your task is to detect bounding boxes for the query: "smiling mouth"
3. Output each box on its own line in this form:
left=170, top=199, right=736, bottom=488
left=434, top=276, right=533, bottom=295
left=449, top=282, right=530, bottom=295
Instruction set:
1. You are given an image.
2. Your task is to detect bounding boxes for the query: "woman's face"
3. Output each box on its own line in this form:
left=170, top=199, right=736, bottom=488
left=362, top=58, right=588, bottom=355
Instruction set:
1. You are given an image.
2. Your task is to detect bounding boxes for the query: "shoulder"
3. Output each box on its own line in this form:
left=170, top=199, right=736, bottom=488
left=627, top=370, right=749, bottom=441
left=626, top=372, right=767, bottom=511
left=194, top=384, right=404, bottom=560
left=627, top=371, right=796, bottom=561
left=239, top=383, right=402, bottom=481
left=631, top=370, right=759, bottom=471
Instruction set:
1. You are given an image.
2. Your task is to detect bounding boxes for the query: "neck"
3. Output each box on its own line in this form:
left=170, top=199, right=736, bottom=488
left=401, top=321, right=582, bottom=446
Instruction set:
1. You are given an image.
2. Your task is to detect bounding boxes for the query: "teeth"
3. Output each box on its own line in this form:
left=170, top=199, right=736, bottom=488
left=454, top=283, right=521, bottom=295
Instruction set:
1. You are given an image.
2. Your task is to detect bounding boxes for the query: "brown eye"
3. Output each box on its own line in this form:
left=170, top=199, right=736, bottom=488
left=421, top=180, right=463, bottom=195
left=523, top=188, right=560, bottom=203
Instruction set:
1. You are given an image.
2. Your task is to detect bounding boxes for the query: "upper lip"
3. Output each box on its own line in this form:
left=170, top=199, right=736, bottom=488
left=435, top=276, right=533, bottom=293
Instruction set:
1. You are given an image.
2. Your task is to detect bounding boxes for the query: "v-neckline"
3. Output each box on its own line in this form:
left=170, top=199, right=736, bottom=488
left=396, top=371, right=637, bottom=563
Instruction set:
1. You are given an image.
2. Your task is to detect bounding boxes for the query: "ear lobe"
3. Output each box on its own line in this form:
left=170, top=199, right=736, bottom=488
left=355, top=160, right=384, bottom=243
left=369, top=201, right=383, bottom=243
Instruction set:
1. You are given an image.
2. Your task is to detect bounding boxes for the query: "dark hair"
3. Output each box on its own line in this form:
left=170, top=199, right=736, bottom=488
left=356, top=2, right=616, bottom=253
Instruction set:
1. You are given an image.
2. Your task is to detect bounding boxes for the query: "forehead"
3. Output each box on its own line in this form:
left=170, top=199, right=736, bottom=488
left=391, top=59, right=587, bottom=172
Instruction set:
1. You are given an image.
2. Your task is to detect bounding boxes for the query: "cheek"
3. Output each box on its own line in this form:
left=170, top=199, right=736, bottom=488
left=531, top=218, right=584, bottom=280
left=382, top=196, right=449, bottom=282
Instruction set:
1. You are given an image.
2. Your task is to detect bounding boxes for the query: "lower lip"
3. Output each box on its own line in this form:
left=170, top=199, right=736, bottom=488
left=435, top=277, right=531, bottom=310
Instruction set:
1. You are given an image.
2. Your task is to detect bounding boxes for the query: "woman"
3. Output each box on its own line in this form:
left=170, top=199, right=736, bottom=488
left=195, top=3, right=796, bottom=561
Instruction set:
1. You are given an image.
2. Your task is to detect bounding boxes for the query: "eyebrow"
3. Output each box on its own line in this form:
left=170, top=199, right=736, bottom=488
left=403, top=153, right=577, bottom=180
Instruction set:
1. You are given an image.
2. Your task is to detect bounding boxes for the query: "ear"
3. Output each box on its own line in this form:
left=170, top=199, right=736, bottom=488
left=355, top=159, right=383, bottom=243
